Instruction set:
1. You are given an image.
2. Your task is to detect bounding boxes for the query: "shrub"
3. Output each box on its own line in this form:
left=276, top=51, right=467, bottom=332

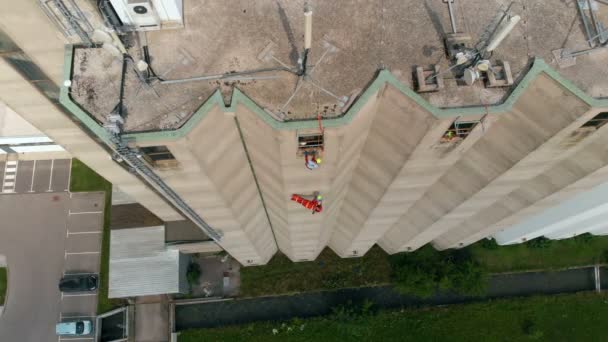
left=526, top=237, right=552, bottom=249
left=480, top=238, right=499, bottom=250
left=330, top=300, right=375, bottom=338
left=573, top=233, right=593, bottom=245
left=186, top=261, right=201, bottom=288
left=602, top=250, right=608, bottom=263
left=521, top=318, right=544, bottom=339
left=390, top=247, right=487, bottom=298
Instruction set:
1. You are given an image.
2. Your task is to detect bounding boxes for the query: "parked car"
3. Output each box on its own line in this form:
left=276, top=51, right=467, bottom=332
left=58, top=274, right=98, bottom=292
left=55, top=320, right=93, bottom=336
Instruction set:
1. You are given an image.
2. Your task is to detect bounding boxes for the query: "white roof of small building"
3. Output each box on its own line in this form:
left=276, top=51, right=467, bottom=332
left=109, top=226, right=184, bottom=298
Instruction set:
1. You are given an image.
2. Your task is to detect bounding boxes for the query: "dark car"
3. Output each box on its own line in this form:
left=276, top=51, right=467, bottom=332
left=58, top=274, right=98, bottom=292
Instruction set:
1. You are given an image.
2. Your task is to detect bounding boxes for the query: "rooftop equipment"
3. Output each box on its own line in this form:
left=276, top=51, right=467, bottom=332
left=108, top=0, right=183, bottom=31
left=429, top=1, right=520, bottom=86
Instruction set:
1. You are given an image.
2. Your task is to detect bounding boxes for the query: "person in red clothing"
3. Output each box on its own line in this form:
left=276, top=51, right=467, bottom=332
left=291, top=193, right=323, bottom=214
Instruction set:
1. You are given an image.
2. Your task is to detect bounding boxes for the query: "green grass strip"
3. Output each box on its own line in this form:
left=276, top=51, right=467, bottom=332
left=0, top=268, right=7, bottom=306
left=179, top=292, right=608, bottom=342
left=69, top=159, right=124, bottom=313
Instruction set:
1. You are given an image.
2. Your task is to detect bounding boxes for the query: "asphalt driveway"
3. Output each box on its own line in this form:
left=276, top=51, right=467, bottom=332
left=0, top=193, right=70, bottom=341
left=0, top=189, right=104, bottom=341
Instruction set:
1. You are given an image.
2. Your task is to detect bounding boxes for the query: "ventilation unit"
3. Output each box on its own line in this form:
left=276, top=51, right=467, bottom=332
left=109, top=0, right=183, bottom=31
left=126, top=0, right=160, bottom=30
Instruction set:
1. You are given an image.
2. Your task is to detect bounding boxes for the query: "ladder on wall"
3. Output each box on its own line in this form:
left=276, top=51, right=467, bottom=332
left=38, top=0, right=93, bottom=46
left=110, top=135, right=224, bottom=241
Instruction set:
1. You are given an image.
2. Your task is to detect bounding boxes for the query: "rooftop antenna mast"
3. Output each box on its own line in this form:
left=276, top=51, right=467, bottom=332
left=269, top=3, right=349, bottom=119
left=553, top=0, right=608, bottom=67
left=428, top=2, right=520, bottom=85
left=299, top=3, right=313, bottom=76
left=445, top=0, right=458, bottom=34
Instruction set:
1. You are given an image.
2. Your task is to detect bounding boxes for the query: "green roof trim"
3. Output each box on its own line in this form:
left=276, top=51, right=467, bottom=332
left=60, top=45, right=114, bottom=145
left=59, top=45, right=606, bottom=144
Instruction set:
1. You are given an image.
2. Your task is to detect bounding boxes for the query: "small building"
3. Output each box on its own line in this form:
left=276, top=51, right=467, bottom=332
left=109, top=225, right=188, bottom=298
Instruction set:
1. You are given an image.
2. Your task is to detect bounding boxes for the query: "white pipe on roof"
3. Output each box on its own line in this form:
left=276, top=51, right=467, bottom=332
left=486, top=15, right=521, bottom=52
left=11, top=145, right=65, bottom=153
left=304, top=9, right=313, bottom=50
left=0, top=136, right=52, bottom=145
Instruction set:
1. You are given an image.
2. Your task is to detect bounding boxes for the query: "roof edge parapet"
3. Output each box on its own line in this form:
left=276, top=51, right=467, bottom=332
left=59, top=45, right=603, bottom=143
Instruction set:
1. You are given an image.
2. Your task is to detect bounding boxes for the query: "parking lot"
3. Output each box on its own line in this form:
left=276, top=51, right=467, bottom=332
left=58, top=192, right=104, bottom=342
left=0, top=159, right=71, bottom=194
left=0, top=160, right=105, bottom=342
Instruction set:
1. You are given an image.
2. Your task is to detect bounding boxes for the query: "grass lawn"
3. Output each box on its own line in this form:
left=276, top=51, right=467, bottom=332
left=179, top=292, right=608, bottom=342
left=240, top=246, right=392, bottom=297
left=70, top=159, right=124, bottom=313
left=0, top=268, right=6, bottom=305
left=240, top=236, right=608, bottom=297
left=470, top=236, right=608, bottom=273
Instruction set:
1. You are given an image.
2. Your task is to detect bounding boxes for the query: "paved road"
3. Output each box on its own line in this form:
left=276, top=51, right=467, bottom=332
left=0, top=159, right=70, bottom=194
left=0, top=190, right=105, bottom=342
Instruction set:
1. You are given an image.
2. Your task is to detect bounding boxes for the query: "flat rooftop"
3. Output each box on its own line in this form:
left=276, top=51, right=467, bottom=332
left=69, top=0, right=608, bottom=132
left=109, top=226, right=186, bottom=298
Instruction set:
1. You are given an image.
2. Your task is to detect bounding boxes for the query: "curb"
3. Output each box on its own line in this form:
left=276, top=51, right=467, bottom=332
left=0, top=263, right=8, bottom=318
left=172, top=297, right=232, bottom=305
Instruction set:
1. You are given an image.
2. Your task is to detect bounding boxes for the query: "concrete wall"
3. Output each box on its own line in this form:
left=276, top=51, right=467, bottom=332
left=379, top=74, right=589, bottom=253
left=424, top=74, right=590, bottom=249
left=143, top=106, right=277, bottom=265
left=323, top=86, right=381, bottom=258
left=0, top=0, right=183, bottom=222
left=0, top=58, right=182, bottom=221
left=436, top=108, right=608, bottom=248
left=235, top=105, right=293, bottom=258
left=0, top=0, right=66, bottom=84
left=493, top=149, right=608, bottom=244
left=0, top=103, right=44, bottom=137
left=329, top=85, right=434, bottom=257
left=269, top=118, right=341, bottom=261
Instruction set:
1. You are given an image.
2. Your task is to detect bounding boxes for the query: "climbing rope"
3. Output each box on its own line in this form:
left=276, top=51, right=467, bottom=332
left=317, top=112, right=325, bottom=151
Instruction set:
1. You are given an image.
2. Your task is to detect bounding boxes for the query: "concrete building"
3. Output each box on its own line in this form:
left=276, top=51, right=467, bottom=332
left=3, top=0, right=608, bottom=265
left=0, top=102, right=69, bottom=160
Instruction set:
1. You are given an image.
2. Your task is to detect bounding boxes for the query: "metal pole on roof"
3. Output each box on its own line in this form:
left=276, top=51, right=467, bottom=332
left=299, top=3, right=313, bottom=76
left=577, top=0, right=595, bottom=47
left=443, top=0, right=458, bottom=33
left=304, top=4, right=313, bottom=50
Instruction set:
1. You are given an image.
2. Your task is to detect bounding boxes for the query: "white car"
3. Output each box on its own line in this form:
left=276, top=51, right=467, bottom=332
left=55, top=320, right=93, bottom=336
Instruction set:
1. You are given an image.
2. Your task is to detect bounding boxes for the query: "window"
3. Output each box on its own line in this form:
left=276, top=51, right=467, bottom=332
left=441, top=119, right=481, bottom=142
left=561, top=112, right=608, bottom=148
left=75, top=322, right=84, bottom=334
left=140, top=146, right=178, bottom=169
left=298, top=133, right=324, bottom=149
left=581, top=112, right=608, bottom=129
left=297, top=132, right=324, bottom=157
